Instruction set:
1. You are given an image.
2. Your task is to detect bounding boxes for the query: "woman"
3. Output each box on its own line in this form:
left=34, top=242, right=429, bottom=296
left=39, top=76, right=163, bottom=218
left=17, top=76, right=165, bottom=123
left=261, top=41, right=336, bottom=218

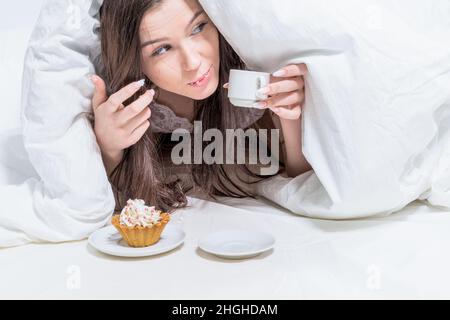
left=90, top=0, right=311, bottom=213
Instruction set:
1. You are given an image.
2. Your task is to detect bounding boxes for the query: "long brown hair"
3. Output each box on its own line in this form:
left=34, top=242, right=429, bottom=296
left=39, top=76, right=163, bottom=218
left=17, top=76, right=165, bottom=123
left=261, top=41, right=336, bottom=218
left=99, top=0, right=278, bottom=213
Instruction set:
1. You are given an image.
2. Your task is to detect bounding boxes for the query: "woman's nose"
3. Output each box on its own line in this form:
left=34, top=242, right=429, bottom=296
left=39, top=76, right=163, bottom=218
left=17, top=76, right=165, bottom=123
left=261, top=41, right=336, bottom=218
left=180, top=44, right=201, bottom=71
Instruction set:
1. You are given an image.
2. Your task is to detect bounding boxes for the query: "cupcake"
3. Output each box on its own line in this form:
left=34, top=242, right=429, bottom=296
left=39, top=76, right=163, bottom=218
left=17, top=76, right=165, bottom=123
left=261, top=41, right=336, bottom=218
left=111, top=199, right=170, bottom=248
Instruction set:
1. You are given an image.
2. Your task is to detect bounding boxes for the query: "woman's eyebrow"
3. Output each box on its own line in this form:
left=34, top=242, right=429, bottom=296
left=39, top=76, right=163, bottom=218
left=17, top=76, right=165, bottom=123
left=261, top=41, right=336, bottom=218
left=141, top=9, right=205, bottom=49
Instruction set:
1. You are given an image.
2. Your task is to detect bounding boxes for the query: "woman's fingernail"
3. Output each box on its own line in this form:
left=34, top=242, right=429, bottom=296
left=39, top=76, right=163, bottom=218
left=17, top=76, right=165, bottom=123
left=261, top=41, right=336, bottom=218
left=148, top=89, right=155, bottom=96
left=134, top=79, right=146, bottom=88
left=252, top=101, right=267, bottom=109
left=257, top=87, right=270, bottom=95
left=273, top=69, right=286, bottom=77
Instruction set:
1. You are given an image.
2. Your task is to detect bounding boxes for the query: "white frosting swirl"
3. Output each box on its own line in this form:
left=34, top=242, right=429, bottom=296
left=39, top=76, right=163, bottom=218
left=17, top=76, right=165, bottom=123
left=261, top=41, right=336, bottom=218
left=119, top=199, right=163, bottom=228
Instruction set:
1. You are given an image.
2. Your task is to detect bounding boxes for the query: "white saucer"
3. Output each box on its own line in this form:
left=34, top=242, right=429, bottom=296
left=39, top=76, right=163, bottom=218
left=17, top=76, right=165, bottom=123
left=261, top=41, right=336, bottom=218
left=88, top=224, right=185, bottom=258
left=198, top=229, right=275, bottom=259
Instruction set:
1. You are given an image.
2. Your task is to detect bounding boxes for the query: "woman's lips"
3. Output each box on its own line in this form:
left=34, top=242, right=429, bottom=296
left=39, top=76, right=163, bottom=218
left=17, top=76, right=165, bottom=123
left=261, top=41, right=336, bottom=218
left=188, top=66, right=212, bottom=87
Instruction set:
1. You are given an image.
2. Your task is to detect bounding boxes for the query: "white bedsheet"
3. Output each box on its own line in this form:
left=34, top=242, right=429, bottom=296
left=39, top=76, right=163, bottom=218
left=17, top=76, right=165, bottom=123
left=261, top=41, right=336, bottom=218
left=1, top=195, right=450, bottom=299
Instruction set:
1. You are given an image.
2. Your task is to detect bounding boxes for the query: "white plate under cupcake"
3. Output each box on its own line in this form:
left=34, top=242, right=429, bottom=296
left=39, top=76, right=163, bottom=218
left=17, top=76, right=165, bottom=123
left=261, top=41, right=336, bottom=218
left=88, top=224, right=185, bottom=258
left=198, top=229, right=275, bottom=260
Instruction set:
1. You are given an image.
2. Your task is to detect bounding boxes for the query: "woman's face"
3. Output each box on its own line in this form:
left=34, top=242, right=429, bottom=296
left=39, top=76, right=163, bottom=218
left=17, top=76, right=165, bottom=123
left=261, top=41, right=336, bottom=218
left=139, top=0, right=220, bottom=101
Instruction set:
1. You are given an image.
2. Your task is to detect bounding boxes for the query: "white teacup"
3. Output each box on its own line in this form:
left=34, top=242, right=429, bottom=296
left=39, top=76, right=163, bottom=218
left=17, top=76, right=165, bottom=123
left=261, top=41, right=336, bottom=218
left=227, top=69, right=270, bottom=108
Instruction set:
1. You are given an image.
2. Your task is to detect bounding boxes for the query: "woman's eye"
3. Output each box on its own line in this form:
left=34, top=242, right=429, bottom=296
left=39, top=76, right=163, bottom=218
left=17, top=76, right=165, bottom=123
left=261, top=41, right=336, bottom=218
left=150, top=22, right=208, bottom=57
left=192, top=22, right=208, bottom=35
left=152, top=45, right=171, bottom=57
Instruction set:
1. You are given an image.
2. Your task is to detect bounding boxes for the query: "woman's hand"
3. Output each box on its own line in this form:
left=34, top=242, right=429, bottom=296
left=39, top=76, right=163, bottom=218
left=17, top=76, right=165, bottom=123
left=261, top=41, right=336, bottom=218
left=256, top=63, right=308, bottom=120
left=223, top=64, right=307, bottom=120
left=90, top=75, right=155, bottom=172
left=223, top=64, right=311, bottom=177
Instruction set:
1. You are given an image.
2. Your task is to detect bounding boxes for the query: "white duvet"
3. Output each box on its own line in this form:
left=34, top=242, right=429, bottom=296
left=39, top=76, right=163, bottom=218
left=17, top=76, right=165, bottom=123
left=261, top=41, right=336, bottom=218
left=0, top=0, right=449, bottom=247
left=199, top=0, right=450, bottom=218
left=0, top=0, right=115, bottom=247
